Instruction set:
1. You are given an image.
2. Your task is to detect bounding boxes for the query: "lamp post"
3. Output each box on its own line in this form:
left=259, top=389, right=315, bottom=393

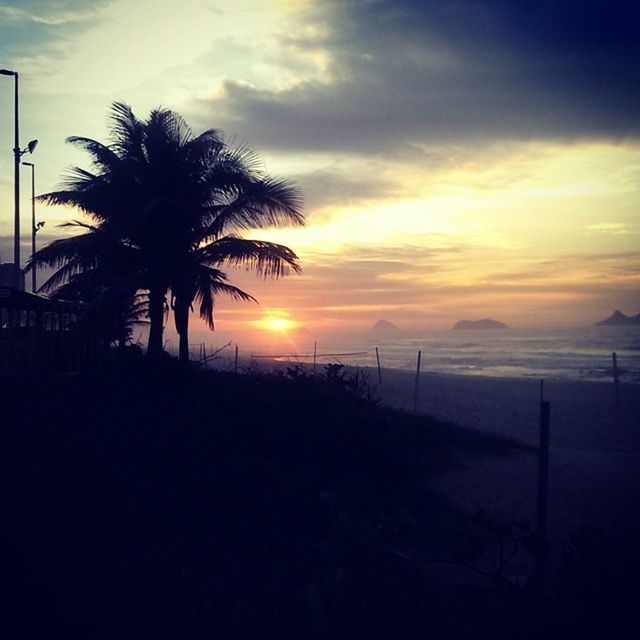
left=0, top=68, right=38, bottom=290
left=0, top=68, right=20, bottom=287
left=22, top=161, right=43, bottom=293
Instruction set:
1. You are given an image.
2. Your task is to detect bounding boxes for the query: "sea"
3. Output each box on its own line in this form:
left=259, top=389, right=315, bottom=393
left=247, top=326, right=640, bottom=384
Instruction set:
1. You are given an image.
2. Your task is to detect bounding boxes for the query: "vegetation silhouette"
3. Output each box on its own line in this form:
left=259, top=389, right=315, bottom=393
left=5, top=358, right=636, bottom=638
left=28, top=102, right=304, bottom=360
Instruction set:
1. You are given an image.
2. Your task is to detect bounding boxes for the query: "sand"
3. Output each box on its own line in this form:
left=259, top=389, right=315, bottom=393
left=371, top=367, right=640, bottom=542
left=213, top=356, right=640, bottom=543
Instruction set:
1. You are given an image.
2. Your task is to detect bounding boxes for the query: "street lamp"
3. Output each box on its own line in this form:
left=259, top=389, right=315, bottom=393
left=0, top=67, right=38, bottom=290
left=22, top=161, right=44, bottom=293
left=0, top=68, right=20, bottom=288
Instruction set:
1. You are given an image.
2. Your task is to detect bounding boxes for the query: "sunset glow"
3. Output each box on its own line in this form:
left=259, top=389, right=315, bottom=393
left=1, top=0, right=638, bottom=338
left=3, top=4, right=638, bottom=633
left=261, top=315, right=295, bottom=333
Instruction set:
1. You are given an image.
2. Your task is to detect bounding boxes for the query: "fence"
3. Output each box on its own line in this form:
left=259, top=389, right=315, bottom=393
left=0, top=288, right=104, bottom=379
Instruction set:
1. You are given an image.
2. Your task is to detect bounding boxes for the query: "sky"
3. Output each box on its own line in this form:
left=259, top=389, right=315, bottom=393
left=0, top=0, right=639, bottom=341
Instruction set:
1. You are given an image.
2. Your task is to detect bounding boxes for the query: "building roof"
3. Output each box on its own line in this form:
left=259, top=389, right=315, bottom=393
left=0, top=287, right=80, bottom=312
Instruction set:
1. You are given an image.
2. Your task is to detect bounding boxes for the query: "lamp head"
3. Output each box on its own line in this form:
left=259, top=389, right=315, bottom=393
left=0, top=69, right=16, bottom=76
left=22, top=161, right=34, bottom=167
left=27, top=139, right=38, bottom=154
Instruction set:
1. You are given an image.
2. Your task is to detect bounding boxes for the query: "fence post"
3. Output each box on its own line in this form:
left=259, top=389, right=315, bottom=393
left=313, top=341, right=317, bottom=374
left=612, top=352, right=620, bottom=407
left=375, top=346, right=382, bottom=383
left=535, top=400, right=551, bottom=588
left=234, top=344, right=239, bottom=373
left=413, top=350, right=422, bottom=413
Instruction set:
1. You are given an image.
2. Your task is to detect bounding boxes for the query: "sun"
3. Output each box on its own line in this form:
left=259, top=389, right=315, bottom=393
left=262, top=315, right=294, bottom=332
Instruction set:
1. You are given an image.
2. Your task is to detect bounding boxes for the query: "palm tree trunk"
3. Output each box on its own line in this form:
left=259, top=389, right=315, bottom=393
left=175, top=300, right=190, bottom=362
left=147, top=286, right=165, bottom=358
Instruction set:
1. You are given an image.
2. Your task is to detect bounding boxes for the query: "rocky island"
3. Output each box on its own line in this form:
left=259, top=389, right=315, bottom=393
left=595, top=310, right=640, bottom=326
left=370, top=319, right=402, bottom=334
left=452, top=318, right=508, bottom=330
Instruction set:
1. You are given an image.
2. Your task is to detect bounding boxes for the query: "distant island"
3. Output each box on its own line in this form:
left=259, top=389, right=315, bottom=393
left=370, top=319, right=401, bottom=334
left=452, top=319, right=508, bottom=330
left=595, top=310, right=640, bottom=326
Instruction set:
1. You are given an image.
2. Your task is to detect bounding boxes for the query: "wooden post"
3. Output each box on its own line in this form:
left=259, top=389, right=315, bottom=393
left=313, top=341, right=317, bottom=374
left=613, top=352, right=620, bottom=407
left=203, top=343, right=207, bottom=364
left=375, top=346, right=382, bottom=383
left=413, top=350, right=422, bottom=413
left=234, top=344, right=239, bottom=373
left=535, top=400, right=551, bottom=588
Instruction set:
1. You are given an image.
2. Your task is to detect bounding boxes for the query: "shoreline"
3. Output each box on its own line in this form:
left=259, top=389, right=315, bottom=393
left=210, top=356, right=640, bottom=541
left=212, top=357, right=640, bottom=447
left=368, top=365, right=640, bottom=541
left=190, top=321, right=640, bottom=385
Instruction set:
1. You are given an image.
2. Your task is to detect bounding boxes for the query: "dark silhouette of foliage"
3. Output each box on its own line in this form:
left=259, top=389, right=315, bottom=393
left=28, top=102, right=304, bottom=360
left=3, top=361, right=517, bottom=638
left=6, top=362, right=633, bottom=638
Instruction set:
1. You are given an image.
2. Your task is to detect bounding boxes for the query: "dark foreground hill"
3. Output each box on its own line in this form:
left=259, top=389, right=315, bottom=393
left=2, top=354, right=637, bottom=639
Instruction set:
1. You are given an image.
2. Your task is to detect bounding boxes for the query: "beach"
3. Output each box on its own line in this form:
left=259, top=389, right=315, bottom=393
left=370, top=368, right=640, bottom=543
left=227, top=356, right=640, bottom=542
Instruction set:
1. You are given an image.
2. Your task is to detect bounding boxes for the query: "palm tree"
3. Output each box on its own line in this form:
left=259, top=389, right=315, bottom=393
left=34, top=247, right=148, bottom=350
left=30, top=103, right=304, bottom=361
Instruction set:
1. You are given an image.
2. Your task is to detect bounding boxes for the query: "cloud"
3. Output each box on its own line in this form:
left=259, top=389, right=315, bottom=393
left=8, top=0, right=306, bottom=98
left=212, top=239, right=640, bottom=328
left=586, top=222, right=632, bottom=235
left=188, top=0, right=640, bottom=155
left=0, top=1, right=107, bottom=77
left=293, top=166, right=398, bottom=213
left=0, top=4, right=95, bottom=25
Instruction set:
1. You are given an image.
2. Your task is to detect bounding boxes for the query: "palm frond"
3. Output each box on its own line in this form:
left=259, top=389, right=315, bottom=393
left=57, top=220, right=100, bottom=232
left=51, top=266, right=139, bottom=302
left=146, top=107, right=193, bottom=149
left=28, top=234, right=102, bottom=269
left=222, top=141, right=264, bottom=176
left=37, top=188, right=102, bottom=220
left=53, top=272, right=149, bottom=342
left=108, top=102, right=147, bottom=163
left=200, top=176, right=304, bottom=240
left=194, top=264, right=257, bottom=329
left=66, top=136, right=122, bottom=172
left=38, top=260, right=95, bottom=294
left=198, top=236, right=301, bottom=278
left=28, top=229, right=143, bottom=294
left=184, top=129, right=224, bottom=167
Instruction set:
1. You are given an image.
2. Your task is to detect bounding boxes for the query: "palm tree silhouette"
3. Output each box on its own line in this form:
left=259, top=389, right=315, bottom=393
left=30, top=103, right=304, bottom=360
